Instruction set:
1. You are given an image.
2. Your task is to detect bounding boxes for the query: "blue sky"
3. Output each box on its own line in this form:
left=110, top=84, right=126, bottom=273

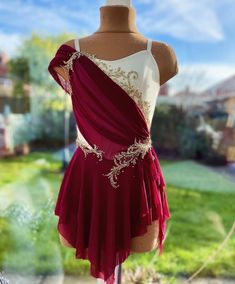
left=0, top=0, right=235, bottom=94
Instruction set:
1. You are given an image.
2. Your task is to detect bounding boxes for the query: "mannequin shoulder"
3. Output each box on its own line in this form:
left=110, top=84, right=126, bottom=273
left=152, top=40, right=179, bottom=83
left=63, top=39, right=76, bottom=50
left=63, top=36, right=91, bottom=50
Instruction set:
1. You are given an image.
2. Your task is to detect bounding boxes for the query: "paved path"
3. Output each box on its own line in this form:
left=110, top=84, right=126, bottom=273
left=2, top=274, right=235, bottom=284
left=1, top=274, right=96, bottom=284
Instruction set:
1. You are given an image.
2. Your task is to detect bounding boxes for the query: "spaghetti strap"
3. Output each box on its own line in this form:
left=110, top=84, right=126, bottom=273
left=147, top=39, right=152, bottom=52
left=74, top=38, right=80, bottom=52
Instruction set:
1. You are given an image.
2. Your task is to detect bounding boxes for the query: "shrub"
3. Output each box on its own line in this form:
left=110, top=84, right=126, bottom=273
left=152, top=104, right=227, bottom=164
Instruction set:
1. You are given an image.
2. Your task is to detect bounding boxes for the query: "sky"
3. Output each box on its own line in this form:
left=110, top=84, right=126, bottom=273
left=0, top=0, right=235, bottom=95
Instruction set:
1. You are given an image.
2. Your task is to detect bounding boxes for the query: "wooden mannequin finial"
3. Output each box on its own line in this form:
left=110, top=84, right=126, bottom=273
left=105, top=0, right=132, bottom=6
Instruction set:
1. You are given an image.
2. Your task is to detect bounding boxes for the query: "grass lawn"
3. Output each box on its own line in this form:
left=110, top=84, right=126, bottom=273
left=0, top=151, right=234, bottom=282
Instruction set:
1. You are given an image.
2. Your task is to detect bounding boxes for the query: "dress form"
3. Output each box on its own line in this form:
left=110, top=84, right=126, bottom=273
left=54, top=1, right=178, bottom=255
left=54, top=4, right=178, bottom=87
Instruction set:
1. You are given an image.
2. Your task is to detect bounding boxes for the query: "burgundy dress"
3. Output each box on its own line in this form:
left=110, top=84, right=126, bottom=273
left=47, top=38, right=171, bottom=284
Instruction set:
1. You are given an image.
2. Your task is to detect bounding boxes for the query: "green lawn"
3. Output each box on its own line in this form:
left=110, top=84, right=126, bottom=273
left=0, top=152, right=234, bottom=282
left=162, top=159, right=235, bottom=194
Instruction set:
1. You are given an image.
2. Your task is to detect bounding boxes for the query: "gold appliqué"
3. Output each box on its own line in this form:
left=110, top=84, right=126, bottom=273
left=102, top=136, right=152, bottom=188
left=75, top=135, right=152, bottom=189
left=75, top=136, right=103, bottom=161
left=58, top=51, right=96, bottom=96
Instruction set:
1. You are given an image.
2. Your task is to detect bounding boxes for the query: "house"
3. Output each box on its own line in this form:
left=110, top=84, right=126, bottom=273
left=0, top=50, right=30, bottom=157
left=170, top=85, right=210, bottom=115
left=170, top=74, right=235, bottom=160
left=0, top=51, right=13, bottom=96
left=198, top=74, right=235, bottom=127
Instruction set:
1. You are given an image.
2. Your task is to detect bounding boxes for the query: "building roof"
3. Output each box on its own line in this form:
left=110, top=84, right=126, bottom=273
left=199, top=74, right=235, bottom=102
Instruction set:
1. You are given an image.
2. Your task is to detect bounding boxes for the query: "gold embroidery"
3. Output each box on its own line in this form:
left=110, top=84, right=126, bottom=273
left=75, top=135, right=152, bottom=189
left=59, top=51, right=96, bottom=96
left=76, top=136, right=103, bottom=161
left=90, top=58, right=151, bottom=129
left=61, top=50, right=151, bottom=128
left=62, top=51, right=95, bottom=72
left=103, top=136, right=152, bottom=188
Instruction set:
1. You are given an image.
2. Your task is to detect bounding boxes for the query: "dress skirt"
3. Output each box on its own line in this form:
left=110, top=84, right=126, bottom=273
left=54, top=145, right=171, bottom=284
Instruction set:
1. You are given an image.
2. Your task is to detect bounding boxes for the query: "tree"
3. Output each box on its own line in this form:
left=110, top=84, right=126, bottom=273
left=8, top=31, right=77, bottom=94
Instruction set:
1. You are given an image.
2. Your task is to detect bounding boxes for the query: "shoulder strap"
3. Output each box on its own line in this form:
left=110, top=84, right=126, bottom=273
left=146, top=39, right=152, bottom=51
left=74, top=38, right=80, bottom=52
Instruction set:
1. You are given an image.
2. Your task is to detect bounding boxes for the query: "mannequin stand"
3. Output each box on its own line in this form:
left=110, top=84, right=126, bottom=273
left=97, top=263, right=122, bottom=283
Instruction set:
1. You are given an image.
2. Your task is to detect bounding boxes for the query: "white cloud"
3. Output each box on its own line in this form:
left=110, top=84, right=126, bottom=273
left=0, top=0, right=95, bottom=36
left=0, top=32, right=24, bottom=57
left=1, top=0, right=233, bottom=43
left=136, top=0, right=226, bottom=42
left=0, top=2, right=67, bottom=32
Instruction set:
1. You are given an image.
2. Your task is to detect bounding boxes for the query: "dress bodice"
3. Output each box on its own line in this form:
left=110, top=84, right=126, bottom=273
left=74, top=37, right=160, bottom=129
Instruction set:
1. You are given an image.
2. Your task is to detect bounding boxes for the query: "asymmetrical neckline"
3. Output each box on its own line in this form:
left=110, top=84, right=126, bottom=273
left=60, top=37, right=160, bottom=82
left=63, top=38, right=153, bottom=62
left=89, top=49, right=150, bottom=63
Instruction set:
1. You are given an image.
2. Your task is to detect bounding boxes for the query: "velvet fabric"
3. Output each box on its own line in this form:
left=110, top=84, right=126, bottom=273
left=48, top=44, right=171, bottom=284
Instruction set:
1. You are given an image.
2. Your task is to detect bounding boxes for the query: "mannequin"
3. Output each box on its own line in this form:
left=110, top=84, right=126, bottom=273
left=55, top=1, right=178, bottom=254
left=54, top=4, right=178, bottom=87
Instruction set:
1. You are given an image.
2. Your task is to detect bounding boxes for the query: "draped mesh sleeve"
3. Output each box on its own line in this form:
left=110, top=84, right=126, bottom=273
left=48, top=44, right=74, bottom=95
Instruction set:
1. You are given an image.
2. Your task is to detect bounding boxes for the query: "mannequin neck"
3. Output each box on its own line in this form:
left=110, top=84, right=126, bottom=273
left=94, top=6, right=139, bottom=34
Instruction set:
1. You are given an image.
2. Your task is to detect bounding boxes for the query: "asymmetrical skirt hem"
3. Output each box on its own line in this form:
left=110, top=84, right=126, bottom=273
left=53, top=146, right=171, bottom=284
left=55, top=209, right=170, bottom=283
